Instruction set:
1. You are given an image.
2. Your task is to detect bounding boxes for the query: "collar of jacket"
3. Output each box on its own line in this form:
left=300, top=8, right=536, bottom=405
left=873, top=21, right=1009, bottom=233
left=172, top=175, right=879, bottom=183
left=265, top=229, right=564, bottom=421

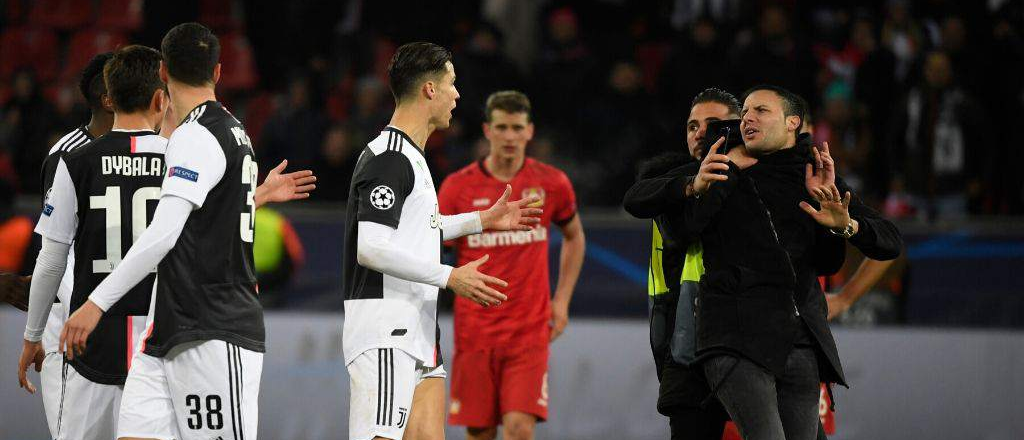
left=753, top=132, right=814, bottom=167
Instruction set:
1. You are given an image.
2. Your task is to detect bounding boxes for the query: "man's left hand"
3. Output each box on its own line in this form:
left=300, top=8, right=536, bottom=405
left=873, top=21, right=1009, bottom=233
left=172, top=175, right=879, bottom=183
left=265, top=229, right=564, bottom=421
left=255, top=160, right=317, bottom=207
left=59, top=300, right=104, bottom=360
left=826, top=293, right=853, bottom=320
left=480, top=184, right=543, bottom=231
left=805, top=142, right=836, bottom=201
left=799, top=186, right=853, bottom=230
left=0, top=273, right=30, bottom=311
left=549, top=299, right=569, bottom=342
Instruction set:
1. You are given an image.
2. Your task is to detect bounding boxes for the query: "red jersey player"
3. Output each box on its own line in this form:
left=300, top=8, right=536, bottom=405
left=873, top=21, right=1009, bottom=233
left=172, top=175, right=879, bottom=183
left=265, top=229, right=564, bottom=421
left=439, top=90, right=586, bottom=440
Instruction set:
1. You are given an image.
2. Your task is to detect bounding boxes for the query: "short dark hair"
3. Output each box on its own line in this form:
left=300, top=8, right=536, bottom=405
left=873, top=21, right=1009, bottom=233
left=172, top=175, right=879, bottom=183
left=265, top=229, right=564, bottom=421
left=691, top=87, right=740, bottom=116
left=743, top=84, right=806, bottom=132
left=160, top=22, right=220, bottom=86
left=485, top=90, right=531, bottom=122
left=80, top=52, right=114, bottom=110
left=387, top=42, right=452, bottom=103
left=104, top=45, right=164, bottom=113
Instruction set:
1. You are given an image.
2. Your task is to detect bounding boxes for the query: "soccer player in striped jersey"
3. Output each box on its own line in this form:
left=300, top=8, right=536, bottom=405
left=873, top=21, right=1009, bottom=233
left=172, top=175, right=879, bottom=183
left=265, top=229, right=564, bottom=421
left=11, top=51, right=115, bottom=440
left=342, top=42, right=541, bottom=440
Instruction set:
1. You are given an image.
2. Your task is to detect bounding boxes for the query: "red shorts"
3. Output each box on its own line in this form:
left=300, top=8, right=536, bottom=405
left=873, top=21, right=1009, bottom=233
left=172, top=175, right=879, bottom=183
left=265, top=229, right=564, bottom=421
left=448, top=344, right=549, bottom=427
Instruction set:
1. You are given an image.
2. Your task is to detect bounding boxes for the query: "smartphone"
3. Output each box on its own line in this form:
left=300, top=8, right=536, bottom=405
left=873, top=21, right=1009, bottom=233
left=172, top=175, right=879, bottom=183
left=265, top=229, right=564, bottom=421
left=701, top=119, right=744, bottom=156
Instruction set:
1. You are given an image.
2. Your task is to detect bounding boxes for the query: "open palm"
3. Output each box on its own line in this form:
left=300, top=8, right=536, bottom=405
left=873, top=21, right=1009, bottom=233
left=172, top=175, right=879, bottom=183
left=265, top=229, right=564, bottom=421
left=481, top=184, right=543, bottom=231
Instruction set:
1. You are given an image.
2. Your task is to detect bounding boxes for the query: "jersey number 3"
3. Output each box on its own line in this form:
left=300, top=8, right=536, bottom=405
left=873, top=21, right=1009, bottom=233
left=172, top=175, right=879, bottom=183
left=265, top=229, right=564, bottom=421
left=240, top=155, right=257, bottom=243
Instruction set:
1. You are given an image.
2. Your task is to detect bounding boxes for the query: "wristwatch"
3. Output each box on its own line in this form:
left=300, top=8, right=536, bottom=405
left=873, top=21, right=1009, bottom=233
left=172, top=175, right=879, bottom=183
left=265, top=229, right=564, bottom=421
left=829, top=219, right=856, bottom=239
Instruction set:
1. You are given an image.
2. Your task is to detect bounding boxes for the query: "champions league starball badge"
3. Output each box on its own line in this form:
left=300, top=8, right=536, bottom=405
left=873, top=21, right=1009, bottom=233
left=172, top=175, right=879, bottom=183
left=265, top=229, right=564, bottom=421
left=370, top=185, right=396, bottom=210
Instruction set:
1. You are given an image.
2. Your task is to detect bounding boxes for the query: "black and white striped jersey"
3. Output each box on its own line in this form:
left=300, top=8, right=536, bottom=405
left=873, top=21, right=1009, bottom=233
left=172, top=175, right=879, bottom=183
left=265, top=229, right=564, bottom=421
left=38, top=126, right=94, bottom=307
left=342, top=127, right=443, bottom=367
left=144, top=101, right=264, bottom=358
left=35, top=129, right=166, bottom=384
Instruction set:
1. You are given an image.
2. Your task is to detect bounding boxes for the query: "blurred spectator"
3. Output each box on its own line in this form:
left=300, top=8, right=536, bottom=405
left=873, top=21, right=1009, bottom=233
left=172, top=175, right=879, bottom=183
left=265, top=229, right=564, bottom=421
left=451, top=23, right=524, bottom=136
left=881, top=0, right=926, bottom=84
left=258, top=74, right=329, bottom=172
left=533, top=7, right=596, bottom=133
left=576, top=61, right=659, bottom=205
left=813, top=81, right=873, bottom=197
left=888, top=51, right=990, bottom=221
left=315, top=123, right=360, bottom=201
left=733, top=5, right=817, bottom=102
left=852, top=17, right=900, bottom=199
left=0, top=70, right=57, bottom=193
left=348, top=75, right=392, bottom=148
left=659, top=16, right=734, bottom=132
left=253, top=207, right=306, bottom=308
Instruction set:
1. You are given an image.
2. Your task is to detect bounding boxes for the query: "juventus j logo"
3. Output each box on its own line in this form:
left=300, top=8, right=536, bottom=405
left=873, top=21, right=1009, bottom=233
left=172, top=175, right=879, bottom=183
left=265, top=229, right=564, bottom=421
left=397, top=407, right=408, bottom=428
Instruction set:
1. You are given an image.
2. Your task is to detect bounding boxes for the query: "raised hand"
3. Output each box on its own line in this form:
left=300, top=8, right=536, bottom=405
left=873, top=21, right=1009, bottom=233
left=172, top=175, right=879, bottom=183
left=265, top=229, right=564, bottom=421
left=255, top=159, right=317, bottom=208
left=446, top=255, right=508, bottom=307
left=480, top=184, right=543, bottom=231
left=805, top=142, right=835, bottom=201
left=799, top=186, right=854, bottom=230
left=692, top=137, right=730, bottom=195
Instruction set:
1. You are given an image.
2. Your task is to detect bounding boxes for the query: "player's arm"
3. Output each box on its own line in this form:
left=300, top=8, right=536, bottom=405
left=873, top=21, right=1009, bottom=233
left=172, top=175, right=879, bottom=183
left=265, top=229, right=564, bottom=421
left=551, top=214, right=585, bottom=341
left=254, top=159, right=317, bottom=207
left=61, top=195, right=192, bottom=358
left=827, top=257, right=895, bottom=320
left=622, top=164, right=695, bottom=219
left=20, top=158, right=78, bottom=392
left=0, top=273, right=30, bottom=311
left=62, top=123, right=226, bottom=358
left=439, top=184, right=541, bottom=240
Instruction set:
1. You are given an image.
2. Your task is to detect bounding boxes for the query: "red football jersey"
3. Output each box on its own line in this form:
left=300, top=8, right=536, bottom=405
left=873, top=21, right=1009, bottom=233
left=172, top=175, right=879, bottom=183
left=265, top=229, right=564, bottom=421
left=438, top=158, right=577, bottom=351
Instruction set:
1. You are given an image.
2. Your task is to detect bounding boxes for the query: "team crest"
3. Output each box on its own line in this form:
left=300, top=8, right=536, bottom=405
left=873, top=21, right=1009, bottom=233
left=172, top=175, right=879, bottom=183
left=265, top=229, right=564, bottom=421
left=521, top=187, right=545, bottom=208
left=370, top=185, right=396, bottom=210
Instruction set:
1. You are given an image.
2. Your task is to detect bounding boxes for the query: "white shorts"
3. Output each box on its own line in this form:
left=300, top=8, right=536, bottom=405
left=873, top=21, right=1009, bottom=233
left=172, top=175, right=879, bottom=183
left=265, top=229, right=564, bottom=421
left=39, top=357, right=123, bottom=440
left=41, top=303, right=65, bottom=438
left=347, top=348, right=446, bottom=440
left=117, top=339, right=263, bottom=440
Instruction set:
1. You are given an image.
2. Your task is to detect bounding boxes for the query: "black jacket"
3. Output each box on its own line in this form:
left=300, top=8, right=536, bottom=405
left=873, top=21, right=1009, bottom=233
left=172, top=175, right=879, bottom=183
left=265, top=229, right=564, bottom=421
left=624, top=135, right=902, bottom=386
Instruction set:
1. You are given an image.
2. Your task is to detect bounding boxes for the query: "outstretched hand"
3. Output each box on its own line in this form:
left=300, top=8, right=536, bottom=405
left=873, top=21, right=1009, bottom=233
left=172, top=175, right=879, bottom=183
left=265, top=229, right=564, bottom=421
left=447, top=255, right=508, bottom=307
left=480, top=184, right=543, bottom=231
left=799, top=186, right=853, bottom=230
left=255, top=159, right=317, bottom=208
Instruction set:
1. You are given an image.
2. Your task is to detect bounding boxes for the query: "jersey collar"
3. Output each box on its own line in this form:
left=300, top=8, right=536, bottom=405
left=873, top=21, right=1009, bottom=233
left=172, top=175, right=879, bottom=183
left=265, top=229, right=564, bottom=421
left=384, top=126, right=425, bottom=157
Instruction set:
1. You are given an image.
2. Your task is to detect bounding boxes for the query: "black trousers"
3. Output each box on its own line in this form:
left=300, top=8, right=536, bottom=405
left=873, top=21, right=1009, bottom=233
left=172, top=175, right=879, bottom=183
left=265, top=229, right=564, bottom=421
left=704, top=348, right=821, bottom=440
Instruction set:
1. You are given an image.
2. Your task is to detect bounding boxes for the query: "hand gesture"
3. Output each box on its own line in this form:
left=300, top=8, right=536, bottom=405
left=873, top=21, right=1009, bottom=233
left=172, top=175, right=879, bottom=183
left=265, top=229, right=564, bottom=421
left=692, top=137, right=730, bottom=195
left=549, top=299, right=569, bottom=342
left=799, top=186, right=853, bottom=230
left=447, top=255, right=508, bottom=307
left=17, top=340, right=44, bottom=394
left=480, top=184, right=542, bottom=231
left=59, top=300, right=104, bottom=360
left=256, top=160, right=317, bottom=207
left=805, top=142, right=836, bottom=201
left=0, top=273, right=30, bottom=311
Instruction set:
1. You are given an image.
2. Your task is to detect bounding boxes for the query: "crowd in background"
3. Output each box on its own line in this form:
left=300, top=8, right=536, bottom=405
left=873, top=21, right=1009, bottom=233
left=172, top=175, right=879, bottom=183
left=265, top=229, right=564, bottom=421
left=2, top=0, right=1023, bottom=221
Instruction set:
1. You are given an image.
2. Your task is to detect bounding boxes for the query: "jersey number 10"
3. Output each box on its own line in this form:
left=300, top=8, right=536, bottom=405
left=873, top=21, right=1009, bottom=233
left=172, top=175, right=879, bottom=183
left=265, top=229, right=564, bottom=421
left=89, top=186, right=161, bottom=273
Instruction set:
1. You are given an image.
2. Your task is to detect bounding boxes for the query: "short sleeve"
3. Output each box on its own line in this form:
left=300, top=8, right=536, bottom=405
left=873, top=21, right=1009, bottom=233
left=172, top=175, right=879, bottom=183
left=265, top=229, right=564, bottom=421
left=161, top=123, right=227, bottom=208
left=355, top=151, right=415, bottom=228
left=552, top=171, right=578, bottom=226
left=35, top=158, right=79, bottom=245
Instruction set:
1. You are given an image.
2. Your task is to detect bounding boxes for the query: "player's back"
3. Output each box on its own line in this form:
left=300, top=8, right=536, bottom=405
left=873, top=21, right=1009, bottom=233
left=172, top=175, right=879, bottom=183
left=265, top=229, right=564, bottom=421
left=145, top=100, right=264, bottom=358
left=57, top=129, right=166, bottom=384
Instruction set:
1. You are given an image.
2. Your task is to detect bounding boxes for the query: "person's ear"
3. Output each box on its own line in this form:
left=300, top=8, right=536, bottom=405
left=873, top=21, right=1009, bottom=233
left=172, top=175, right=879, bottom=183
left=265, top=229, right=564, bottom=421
left=423, top=81, right=436, bottom=100
left=786, top=115, right=801, bottom=132
left=159, top=61, right=169, bottom=83
left=100, top=94, right=115, bottom=113
left=212, top=63, right=221, bottom=84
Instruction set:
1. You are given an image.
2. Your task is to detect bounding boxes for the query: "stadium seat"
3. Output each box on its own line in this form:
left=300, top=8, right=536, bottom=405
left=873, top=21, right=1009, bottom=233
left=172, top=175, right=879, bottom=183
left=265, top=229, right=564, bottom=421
left=199, top=0, right=242, bottom=31
left=95, top=0, right=143, bottom=31
left=217, top=32, right=258, bottom=92
left=27, top=0, right=93, bottom=30
left=0, top=27, right=59, bottom=82
left=61, top=29, right=129, bottom=82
